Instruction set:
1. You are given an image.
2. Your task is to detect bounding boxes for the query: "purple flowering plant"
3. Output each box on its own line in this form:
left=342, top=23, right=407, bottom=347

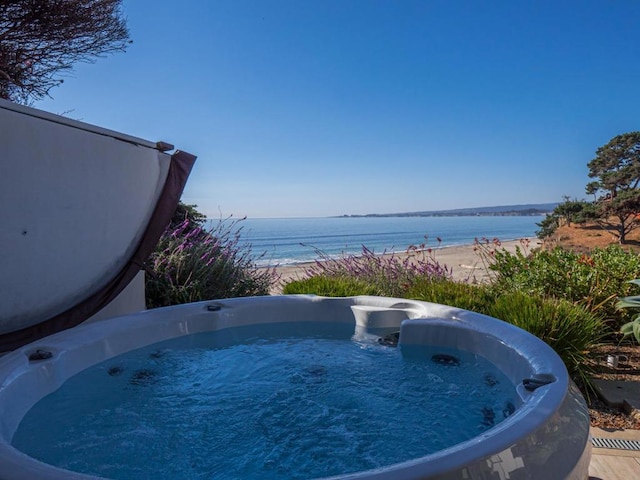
left=300, top=237, right=452, bottom=297
left=145, top=216, right=279, bottom=308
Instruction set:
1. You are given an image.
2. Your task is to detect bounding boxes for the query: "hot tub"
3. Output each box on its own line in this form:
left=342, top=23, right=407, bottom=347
left=0, top=295, right=591, bottom=479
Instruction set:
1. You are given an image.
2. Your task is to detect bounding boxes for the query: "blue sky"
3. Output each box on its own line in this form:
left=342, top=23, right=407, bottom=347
left=37, top=0, right=640, bottom=218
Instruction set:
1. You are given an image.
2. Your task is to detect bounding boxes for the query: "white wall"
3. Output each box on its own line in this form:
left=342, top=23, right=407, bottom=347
left=84, top=271, right=147, bottom=324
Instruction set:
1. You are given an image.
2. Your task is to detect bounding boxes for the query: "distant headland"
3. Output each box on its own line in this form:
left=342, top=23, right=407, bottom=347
left=336, top=203, right=558, bottom=218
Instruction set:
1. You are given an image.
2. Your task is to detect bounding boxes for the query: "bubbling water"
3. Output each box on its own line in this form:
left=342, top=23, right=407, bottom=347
left=13, top=323, right=517, bottom=480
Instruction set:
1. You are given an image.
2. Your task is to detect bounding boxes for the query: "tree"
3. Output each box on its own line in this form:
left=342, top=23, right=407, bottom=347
left=536, top=214, right=559, bottom=239
left=586, top=132, right=640, bottom=244
left=170, top=202, right=208, bottom=231
left=535, top=197, right=596, bottom=239
left=0, top=0, right=130, bottom=104
left=554, top=196, right=596, bottom=227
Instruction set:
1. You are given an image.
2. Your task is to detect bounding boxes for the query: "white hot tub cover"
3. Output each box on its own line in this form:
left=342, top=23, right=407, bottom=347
left=0, top=99, right=196, bottom=351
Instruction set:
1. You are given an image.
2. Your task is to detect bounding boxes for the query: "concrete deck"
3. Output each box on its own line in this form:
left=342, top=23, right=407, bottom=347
left=589, top=427, right=640, bottom=479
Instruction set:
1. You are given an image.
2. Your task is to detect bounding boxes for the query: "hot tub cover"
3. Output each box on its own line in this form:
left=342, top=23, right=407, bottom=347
left=0, top=99, right=196, bottom=351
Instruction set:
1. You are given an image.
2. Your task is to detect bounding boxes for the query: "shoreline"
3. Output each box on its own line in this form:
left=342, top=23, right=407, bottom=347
left=267, top=238, right=540, bottom=294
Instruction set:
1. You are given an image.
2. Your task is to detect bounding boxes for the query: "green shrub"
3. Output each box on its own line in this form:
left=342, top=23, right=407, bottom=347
left=283, top=276, right=379, bottom=297
left=488, top=245, right=640, bottom=326
left=486, top=292, right=606, bottom=384
left=146, top=217, right=278, bottom=308
left=406, top=278, right=496, bottom=312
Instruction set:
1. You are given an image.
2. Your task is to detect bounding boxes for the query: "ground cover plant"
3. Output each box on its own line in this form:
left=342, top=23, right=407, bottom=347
left=146, top=212, right=278, bottom=308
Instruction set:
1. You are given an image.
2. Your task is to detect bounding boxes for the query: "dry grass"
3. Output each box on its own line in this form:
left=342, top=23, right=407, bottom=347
left=543, top=221, right=640, bottom=253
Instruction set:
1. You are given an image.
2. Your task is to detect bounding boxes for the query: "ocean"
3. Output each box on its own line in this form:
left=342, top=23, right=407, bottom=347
left=211, top=216, right=543, bottom=266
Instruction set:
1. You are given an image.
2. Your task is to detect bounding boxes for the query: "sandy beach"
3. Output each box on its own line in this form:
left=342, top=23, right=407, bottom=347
left=269, top=238, right=540, bottom=293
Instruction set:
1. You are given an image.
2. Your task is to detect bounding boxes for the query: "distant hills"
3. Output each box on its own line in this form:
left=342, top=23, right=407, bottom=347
left=338, top=203, right=558, bottom=218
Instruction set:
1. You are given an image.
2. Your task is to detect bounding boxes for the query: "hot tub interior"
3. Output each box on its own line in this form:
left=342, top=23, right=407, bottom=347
left=0, top=295, right=591, bottom=480
left=12, top=322, right=519, bottom=479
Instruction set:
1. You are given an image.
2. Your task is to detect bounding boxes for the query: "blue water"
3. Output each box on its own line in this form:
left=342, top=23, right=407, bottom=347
left=13, top=324, right=517, bottom=480
left=223, top=216, right=541, bottom=265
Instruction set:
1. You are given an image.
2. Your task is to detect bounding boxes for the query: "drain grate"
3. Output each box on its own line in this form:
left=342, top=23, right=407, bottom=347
left=592, top=437, right=640, bottom=451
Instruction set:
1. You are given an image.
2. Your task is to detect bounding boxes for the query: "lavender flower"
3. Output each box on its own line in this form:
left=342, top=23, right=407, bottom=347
left=145, top=216, right=280, bottom=308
